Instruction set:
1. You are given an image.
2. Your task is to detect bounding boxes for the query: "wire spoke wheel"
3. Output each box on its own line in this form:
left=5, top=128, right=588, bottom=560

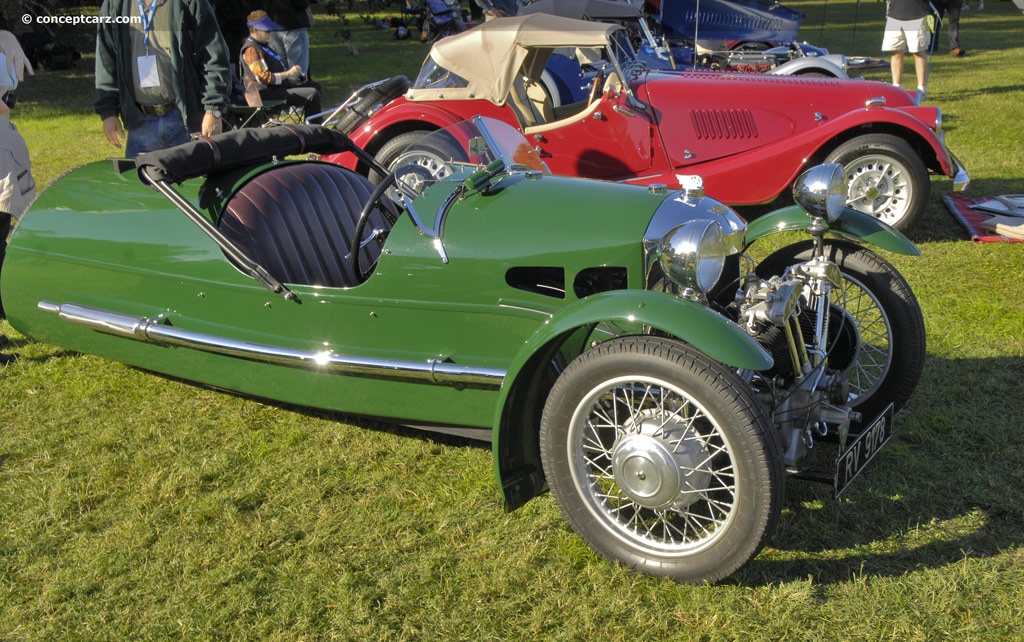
left=830, top=273, right=894, bottom=402
left=756, top=241, right=925, bottom=419
left=541, top=337, right=782, bottom=584
left=573, top=377, right=738, bottom=555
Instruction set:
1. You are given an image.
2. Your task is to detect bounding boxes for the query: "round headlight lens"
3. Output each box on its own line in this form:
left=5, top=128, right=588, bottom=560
left=792, top=163, right=847, bottom=222
left=658, top=220, right=727, bottom=294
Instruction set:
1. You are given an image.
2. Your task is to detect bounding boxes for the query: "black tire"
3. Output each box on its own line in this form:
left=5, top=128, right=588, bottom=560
left=0, top=212, right=11, bottom=318
left=540, top=336, right=783, bottom=584
left=824, top=133, right=930, bottom=233
left=371, top=130, right=465, bottom=184
left=332, top=76, right=411, bottom=136
left=756, top=241, right=925, bottom=420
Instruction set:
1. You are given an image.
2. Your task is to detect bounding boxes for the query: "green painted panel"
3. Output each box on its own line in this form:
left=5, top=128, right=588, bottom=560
left=5, top=162, right=673, bottom=429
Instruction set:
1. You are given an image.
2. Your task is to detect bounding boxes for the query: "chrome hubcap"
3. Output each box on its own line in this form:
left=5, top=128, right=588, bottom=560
left=569, top=378, right=737, bottom=555
left=612, top=415, right=712, bottom=509
left=843, top=156, right=910, bottom=225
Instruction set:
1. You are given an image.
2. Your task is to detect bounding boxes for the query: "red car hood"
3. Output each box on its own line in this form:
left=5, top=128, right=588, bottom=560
left=638, top=71, right=920, bottom=167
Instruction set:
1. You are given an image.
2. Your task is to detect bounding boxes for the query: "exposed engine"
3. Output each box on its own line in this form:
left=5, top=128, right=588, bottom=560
left=733, top=256, right=861, bottom=467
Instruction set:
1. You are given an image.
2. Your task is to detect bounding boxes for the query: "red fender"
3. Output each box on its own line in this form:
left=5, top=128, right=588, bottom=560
left=322, top=98, right=521, bottom=170
left=639, top=105, right=956, bottom=204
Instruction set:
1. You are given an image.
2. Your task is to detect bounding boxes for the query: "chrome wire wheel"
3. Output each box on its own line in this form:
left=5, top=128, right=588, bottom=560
left=540, top=336, right=782, bottom=584
left=831, top=273, right=894, bottom=404
left=757, top=241, right=925, bottom=419
left=568, top=376, right=738, bottom=556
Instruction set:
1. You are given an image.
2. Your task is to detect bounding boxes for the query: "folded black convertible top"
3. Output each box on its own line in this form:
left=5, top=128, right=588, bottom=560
left=135, top=124, right=360, bottom=185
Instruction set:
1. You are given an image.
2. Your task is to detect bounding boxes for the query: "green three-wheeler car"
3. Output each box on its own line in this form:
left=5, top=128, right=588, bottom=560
left=1, top=117, right=925, bottom=583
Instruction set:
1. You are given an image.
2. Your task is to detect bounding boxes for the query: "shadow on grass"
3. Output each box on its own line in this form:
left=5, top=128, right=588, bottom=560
left=9, top=337, right=1020, bottom=588
left=2, top=338, right=78, bottom=364
left=735, top=353, right=1024, bottom=586
left=131, top=346, right=1024, bottom=590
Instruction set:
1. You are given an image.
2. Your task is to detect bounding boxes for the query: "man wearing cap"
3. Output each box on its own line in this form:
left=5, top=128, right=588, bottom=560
left=240, top=10, right=322, bottom=121
left=95, top=0, right=231, bottom=158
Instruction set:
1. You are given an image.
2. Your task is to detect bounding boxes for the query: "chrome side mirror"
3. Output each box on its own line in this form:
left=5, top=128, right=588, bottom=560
left=792, top=163, right=847, bottom=222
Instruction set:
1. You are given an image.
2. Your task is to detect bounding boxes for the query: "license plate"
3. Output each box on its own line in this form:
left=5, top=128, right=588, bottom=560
left=834, top=404, right=894, bottom=497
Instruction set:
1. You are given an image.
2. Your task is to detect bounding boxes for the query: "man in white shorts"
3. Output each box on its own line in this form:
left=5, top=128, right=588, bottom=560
left=882, top=0, right=931, bottom=99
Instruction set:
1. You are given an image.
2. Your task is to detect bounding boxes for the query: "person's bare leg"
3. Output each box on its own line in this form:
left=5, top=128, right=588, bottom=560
left=890, top=50, right=905, bottom=86
left=914, top=52, right=927, bottom=89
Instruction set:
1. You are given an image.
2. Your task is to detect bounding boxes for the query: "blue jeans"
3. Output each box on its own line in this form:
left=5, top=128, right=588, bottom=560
left=270, top=29, right=310, bottom=75
left=125, top=109, right=189, bottom=158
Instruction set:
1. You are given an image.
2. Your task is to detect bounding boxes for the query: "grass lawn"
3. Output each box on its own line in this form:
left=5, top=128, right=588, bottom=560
left=1, top=1, right=1023, bottom=639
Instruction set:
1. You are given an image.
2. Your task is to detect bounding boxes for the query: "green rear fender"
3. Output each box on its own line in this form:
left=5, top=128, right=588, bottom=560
left=491, top=289, right=772, bottom=511
left=746, top=205, right=921, bottom=256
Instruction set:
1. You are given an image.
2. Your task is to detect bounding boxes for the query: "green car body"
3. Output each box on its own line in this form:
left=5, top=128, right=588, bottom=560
left=2, top=153, right=767, bottom=501
left=1, top=120, right=924, bottom=583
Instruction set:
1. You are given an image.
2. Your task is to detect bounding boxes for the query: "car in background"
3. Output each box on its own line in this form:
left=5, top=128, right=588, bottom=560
left=323, top=14, right=968, bottom=232
left=521, top=0, right=850, bottom=83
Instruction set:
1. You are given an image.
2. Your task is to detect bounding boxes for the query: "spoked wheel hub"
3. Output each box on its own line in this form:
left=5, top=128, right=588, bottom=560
left=612, top=413, right=712, bottom=510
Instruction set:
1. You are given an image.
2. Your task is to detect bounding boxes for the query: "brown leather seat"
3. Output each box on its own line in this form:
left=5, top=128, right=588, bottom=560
left=219, top=162, right=386, bottom=288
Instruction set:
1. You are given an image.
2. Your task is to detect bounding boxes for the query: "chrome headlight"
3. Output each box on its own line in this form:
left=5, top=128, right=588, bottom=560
left=792, top=163, right=846, bottom=222
left=657, top=220, right=727, bottom=294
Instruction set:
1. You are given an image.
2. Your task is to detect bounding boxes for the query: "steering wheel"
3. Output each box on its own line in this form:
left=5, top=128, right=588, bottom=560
left=349, top=164, right=434, bottom=283
left=587, top=69, right=606, bottom=104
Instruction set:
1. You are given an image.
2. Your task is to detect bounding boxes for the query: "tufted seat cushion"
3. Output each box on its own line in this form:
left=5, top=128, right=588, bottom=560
left=219, top=162, right=387, bottom=288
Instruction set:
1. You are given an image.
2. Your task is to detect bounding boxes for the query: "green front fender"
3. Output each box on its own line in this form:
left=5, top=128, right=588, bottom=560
left=746, top=205, right=921, bottom=256
left=491, top=289, right=772, bottom=511
left=505, top=289, right=772, bottom=392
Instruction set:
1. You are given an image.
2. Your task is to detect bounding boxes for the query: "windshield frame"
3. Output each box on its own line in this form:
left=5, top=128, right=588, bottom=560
left=602, top=29, right=648, bottom=110
left=388, top=117, right=547, bottom=265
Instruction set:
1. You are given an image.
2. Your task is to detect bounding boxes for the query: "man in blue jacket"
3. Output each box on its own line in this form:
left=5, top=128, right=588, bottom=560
left=94, top=0, right=231, bottom=157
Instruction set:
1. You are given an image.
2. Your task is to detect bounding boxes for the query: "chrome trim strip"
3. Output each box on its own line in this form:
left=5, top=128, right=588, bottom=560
left=39, top=301, right=505, bottom=389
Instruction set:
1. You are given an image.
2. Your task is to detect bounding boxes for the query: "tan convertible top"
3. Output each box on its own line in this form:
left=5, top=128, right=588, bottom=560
left=407, top=14, right=620, bottom=104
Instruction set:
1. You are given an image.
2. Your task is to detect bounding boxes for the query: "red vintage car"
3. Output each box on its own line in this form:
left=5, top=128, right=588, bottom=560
left=323, top=14, right=969, bottom=231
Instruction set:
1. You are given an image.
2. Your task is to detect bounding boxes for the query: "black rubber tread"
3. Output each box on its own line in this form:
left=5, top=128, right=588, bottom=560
left=333, top=76, right=411, bottom=136
left=370, top=129, right=464, bottom=184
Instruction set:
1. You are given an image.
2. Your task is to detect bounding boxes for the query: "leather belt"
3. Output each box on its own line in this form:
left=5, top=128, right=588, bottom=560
left=138, top=102, right=177, bottom=116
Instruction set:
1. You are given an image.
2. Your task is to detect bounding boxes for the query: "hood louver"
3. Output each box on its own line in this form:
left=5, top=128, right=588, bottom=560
left=690, top=109, right=759, bottom=140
